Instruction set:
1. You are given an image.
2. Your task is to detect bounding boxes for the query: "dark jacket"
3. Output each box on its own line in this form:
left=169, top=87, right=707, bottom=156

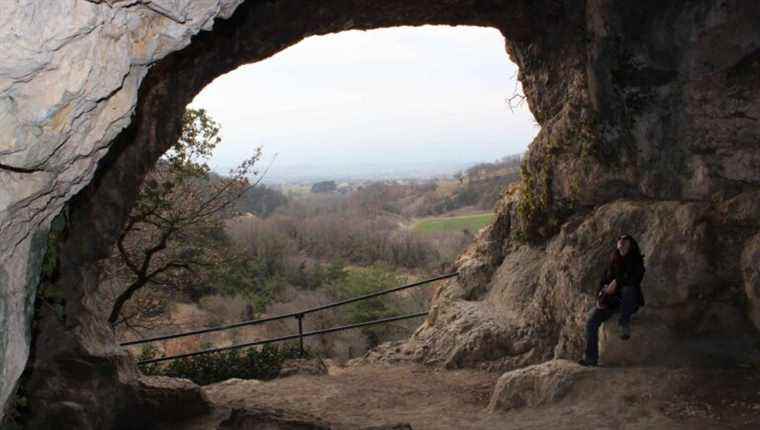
left=597, top=252, right=646, bottom=308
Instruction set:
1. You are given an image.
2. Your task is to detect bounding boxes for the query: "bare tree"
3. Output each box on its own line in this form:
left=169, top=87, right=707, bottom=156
left=104, top=108, right=262, bottom=327
left=505, top=71, right=527, bottom=113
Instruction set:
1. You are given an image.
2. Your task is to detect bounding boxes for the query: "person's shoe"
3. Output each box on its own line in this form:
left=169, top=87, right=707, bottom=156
left=620, top=324, right=631, bottom=340
left=577, top=358, right=598, bottom=367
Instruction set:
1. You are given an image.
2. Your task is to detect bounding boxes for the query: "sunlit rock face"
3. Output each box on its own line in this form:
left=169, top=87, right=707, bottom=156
left=0, top=0, right=244, bottom=421
left=0, top=0, right=759, bottom=427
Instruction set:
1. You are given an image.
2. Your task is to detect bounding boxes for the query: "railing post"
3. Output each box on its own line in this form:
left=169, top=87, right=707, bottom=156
left=128, top=273, right=458, bottom=364
left=296, top=313, right=305, bottom=357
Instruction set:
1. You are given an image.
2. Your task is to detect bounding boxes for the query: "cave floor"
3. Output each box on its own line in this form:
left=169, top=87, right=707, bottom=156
left=180, top=362, right=760, bottom=429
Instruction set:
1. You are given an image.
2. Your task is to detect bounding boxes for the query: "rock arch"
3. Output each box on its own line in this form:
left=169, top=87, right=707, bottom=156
left=1, top=0, right=759, bottom=427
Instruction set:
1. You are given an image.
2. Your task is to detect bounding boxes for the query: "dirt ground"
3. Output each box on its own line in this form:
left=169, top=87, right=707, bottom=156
left=197, top=361, right=760, bottom=430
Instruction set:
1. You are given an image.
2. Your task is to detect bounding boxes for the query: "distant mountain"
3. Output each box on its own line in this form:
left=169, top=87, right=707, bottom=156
left=220, top=159, right=490, bottom=185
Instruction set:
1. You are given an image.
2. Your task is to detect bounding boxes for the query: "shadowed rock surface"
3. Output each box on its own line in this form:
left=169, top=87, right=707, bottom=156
left=379, top=198, right=760, bottom=371
left=280, top=358, right=330, bottom=378
left=0, top=0, right=759, bottom=427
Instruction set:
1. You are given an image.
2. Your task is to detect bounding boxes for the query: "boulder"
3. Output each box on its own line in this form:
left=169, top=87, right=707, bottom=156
left=599, top=312, right=678, bottom=367
left=486, top=359, right=593, bottom=412
left=137, top=375, right=211, bottom=422
left=279, top=358, right=329, bottom=378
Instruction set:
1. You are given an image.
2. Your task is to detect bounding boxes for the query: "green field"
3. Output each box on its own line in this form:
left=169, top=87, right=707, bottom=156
left=413, top=213, right=496, bottom=235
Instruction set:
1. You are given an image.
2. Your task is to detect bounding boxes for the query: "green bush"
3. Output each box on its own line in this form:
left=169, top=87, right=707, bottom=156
left=203, top=254, right=285, bottom=312
left=332, top=266, right=405, bottom=347
left=138, top=342, right=309, bottom=385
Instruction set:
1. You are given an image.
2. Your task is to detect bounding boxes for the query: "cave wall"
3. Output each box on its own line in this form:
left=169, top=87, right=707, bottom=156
left=0, top=0, right=246, bottom=420
left=401, top=0, right=760, bottom=371
left=1, top=0, right=759, bottom=426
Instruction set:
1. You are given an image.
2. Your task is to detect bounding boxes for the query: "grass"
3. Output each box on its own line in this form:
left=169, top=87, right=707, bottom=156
left=413, top=212, right=495, bottom=235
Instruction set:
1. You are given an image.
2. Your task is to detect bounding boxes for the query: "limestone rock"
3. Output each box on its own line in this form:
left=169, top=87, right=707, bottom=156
left=486, top=359, right=593, bottom=412
left=137, top=375, right=211, bottom=422
left=279, top=358, right=329, bottom=378
left=0, top=0, right=245, bottom=417
left=598, top=313, right=677, bottom=367
left=403, top=199, right=760, bottom=370
left=202, top=378, right=262, bottom=406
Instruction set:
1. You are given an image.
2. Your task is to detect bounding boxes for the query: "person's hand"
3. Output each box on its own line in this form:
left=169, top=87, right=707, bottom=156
left=606, top=280, right=618, bottom=295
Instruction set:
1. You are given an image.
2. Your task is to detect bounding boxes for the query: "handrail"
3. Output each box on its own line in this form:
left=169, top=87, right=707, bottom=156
left=138, top=311, right=428, bottom=365
left=121, top=272, right=457, bottom=347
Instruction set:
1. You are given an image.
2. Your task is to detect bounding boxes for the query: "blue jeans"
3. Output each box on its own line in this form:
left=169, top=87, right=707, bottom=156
left=584, top=285, right=639, bottom=363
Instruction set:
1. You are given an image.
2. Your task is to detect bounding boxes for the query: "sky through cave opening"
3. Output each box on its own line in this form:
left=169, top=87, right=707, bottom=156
left=189, top=25, right=538, bottom=184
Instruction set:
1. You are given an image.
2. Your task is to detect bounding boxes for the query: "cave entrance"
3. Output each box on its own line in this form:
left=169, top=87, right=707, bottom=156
left=112, top=24, right=536, bottom=378
left=20, top=1, right=567, bottom=427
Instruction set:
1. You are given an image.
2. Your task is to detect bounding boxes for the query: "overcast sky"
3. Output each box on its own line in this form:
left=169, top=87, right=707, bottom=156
left=189, top=25, right=537, bottom=177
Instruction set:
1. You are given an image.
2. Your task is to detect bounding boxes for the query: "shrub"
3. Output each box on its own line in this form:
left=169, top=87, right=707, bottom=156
left=332, top=266, right=405, bottom=347
left=138, top=342, right=309, bottom=385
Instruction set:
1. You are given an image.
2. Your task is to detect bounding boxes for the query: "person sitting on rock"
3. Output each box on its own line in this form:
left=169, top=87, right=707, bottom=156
left=578, top=234, right=646, bottom=367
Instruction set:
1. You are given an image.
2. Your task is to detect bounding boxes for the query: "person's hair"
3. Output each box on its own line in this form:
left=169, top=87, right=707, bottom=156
left=611, top=234, right=644, bottom=267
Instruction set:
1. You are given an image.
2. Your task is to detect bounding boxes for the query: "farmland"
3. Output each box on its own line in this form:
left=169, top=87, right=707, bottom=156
left=413, top=212, right=496, bottom=235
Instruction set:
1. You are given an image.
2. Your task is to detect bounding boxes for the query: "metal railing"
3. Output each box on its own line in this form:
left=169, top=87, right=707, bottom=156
left=122, top=272, right=458, bottom=365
